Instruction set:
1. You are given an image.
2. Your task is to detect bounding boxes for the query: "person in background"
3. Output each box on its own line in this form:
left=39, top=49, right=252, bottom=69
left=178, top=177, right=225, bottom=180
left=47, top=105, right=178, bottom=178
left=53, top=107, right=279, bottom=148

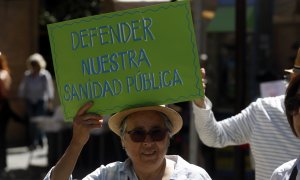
left=18, top=53, right=55, bottom=149
left=193, top=48, right=300, bottom=180
left=271, top=74, right=300, bottom=179
left=43, top=102, right=211, bottom=180
left=0, top=52, right=23, bottom=175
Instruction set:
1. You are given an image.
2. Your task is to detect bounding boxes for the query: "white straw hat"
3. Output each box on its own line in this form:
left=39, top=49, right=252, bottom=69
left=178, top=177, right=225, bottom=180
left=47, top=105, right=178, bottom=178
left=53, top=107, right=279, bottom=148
left=108, top=105, right=183, bottom=136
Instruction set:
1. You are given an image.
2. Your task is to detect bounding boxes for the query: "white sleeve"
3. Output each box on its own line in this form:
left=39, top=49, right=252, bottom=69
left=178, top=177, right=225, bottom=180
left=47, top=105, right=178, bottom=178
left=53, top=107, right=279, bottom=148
left=270, top=159, right=297, bottom=180
left=193, top=97, right=254, bottom=147
left=270, top=169, right=283, bottom=180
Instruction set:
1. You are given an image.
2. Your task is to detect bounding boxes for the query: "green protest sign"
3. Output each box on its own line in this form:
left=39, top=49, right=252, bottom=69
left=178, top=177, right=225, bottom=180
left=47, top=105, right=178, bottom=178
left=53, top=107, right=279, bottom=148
left=47, top=0, right=203, bottom=120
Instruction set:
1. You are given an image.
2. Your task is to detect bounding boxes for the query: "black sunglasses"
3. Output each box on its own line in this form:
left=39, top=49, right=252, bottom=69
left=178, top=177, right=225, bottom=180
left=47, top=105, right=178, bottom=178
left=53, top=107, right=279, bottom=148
left=126, top=128, right=169, bottom=142
left=286, top=95, right=300, bottom=115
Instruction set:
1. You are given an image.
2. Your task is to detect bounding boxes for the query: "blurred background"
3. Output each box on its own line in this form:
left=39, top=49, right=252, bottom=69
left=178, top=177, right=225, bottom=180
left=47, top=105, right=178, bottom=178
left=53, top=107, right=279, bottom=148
left=0, top=0, right=299, bottom=179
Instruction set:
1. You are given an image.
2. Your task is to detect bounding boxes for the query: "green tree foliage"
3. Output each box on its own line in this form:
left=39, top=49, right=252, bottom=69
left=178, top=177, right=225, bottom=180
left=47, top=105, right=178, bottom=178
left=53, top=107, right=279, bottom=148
left=39, top=0, right=101, bottom=25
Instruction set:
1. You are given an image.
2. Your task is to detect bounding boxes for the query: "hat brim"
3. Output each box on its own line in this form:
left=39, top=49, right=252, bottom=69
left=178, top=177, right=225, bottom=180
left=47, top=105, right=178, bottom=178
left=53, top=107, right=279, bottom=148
left=108, top=105, right=183, bottom=137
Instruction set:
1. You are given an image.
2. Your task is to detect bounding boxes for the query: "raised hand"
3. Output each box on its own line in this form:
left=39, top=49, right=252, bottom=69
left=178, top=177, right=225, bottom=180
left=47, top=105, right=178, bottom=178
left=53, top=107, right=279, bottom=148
left=71, top=101, right=103, bottom=147
left=194, top=68, right=206, bottom=108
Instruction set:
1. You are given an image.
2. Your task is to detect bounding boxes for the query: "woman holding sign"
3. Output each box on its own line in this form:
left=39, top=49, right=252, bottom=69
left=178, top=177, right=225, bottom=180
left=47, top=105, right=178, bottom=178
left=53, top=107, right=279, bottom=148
left=43, top=102, right=211, bottom=180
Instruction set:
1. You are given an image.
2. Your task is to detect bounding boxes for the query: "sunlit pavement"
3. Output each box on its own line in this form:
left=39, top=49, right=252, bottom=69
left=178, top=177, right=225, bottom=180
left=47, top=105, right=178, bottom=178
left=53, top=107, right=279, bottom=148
left=1, top=144, right=49, bottom=180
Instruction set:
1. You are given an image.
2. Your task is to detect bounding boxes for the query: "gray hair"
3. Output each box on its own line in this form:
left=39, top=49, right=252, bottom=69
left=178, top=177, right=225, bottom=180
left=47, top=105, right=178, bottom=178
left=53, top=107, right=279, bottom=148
left=119, top=111, right=173, bottom=139
left=27, top=53, right=47, bottom=69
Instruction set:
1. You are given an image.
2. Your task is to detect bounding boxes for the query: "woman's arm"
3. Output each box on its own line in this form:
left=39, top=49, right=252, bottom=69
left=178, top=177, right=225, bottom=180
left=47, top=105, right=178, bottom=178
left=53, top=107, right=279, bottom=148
left=50, top=102, right=103, bottom=180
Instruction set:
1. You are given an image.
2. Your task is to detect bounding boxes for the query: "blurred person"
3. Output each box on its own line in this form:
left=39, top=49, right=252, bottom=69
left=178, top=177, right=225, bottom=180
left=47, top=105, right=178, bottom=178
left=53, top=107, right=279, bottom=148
left=271, top=73, right=300, bottom=179
left=0, top=52, right=23, bottom=174
left=43, top=102, right=211, bottom=180
left=18, top=53, right=55, bottom=149
left=193, top=48, right=300, bottom=180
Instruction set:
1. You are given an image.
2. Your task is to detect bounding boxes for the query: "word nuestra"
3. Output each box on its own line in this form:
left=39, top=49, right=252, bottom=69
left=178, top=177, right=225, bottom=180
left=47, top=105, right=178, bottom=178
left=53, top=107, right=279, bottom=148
left=81, top=48, right=151, bottom=75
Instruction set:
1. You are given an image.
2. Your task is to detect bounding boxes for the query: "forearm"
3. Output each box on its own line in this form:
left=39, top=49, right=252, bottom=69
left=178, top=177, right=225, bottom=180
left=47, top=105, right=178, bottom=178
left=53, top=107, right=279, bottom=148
left=192, top=102, right=224, bottom=147
left=193, top=98, right=251, bottom=147
left=50, top=140, right=84, bottom=180
left=48, top=101, right=102, bottom=180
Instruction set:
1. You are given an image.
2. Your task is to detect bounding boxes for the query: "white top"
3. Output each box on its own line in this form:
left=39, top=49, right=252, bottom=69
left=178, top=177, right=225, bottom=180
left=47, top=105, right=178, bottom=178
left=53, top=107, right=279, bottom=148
left=43, top=155, right=212, bottom=180
left=19, top=69, right=54, bottom=103
left=193, top=95, right=300, bottom=180
left=271, top=156, right=300, bottom=180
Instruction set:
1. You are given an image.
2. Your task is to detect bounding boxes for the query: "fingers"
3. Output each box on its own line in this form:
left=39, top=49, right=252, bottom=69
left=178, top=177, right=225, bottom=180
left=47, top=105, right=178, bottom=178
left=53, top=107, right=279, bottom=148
left=76, top=101, right=93, bottom=116
left=78, top=113, right=102, bottom=121
left=86, top=123, right=103, bottom=130
left=77, top=114, right=103, bottom=126
left=74, top=101, right=103, bottom=129
left=72, top=103, right=104, bottom=146
left=201, top=68, right=206, bottom=79
left=200, top=68, right=207, bottom=92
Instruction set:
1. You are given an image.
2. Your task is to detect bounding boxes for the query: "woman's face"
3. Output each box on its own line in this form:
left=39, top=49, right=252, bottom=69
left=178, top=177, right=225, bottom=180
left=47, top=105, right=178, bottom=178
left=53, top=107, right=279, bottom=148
left=30, top=61, right=41, bottom=74
left=121, top=110, right=169, bottom=170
